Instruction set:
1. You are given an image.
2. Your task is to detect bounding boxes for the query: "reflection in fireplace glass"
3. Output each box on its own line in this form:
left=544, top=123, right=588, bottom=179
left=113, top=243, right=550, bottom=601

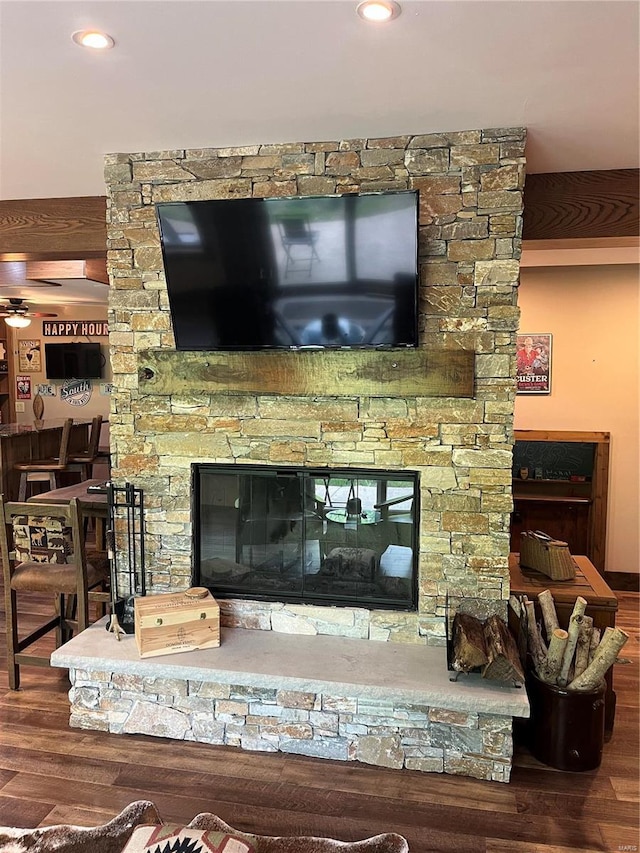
left=193, top=465, right=418, bottom=610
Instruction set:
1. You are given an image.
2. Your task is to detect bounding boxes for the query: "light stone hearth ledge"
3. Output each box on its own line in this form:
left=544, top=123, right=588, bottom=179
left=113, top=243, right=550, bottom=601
left=52, top=620, right=529, bottom=782
left=52, top=620, right=528, bottom=717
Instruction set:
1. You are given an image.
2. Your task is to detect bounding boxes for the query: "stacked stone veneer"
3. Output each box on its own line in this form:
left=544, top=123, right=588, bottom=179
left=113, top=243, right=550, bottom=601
left=67, top=669, right=514, bottom=782
left=105, top=128, right=525, bottom=645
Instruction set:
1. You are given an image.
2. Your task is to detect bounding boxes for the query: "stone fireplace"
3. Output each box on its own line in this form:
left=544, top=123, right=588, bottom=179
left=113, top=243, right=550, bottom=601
left=53, top=128, right=529, bottom=782
left=105, top=127, right=525, bottom=646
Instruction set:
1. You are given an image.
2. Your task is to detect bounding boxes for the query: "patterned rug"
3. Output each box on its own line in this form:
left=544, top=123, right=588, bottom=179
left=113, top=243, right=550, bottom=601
left=0, top=800, right=409, bottom=853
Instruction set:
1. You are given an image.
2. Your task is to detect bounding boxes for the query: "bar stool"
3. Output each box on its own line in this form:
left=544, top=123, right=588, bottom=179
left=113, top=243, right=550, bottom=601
left=14, top=418, right=74, bottom=501
left=0, top=494, right=110, bottom=689
left=67, top=415, right=103, bottom=481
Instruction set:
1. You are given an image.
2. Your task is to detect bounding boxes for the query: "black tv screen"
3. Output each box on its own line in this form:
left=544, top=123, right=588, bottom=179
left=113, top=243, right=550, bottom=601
left=156, top=191, right=418, bottom=350
left=45, top=342, right=102, bottom=380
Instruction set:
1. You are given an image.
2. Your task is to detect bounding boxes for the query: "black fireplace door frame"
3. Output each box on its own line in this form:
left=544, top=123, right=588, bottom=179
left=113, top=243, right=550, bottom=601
left=192, top=463, right=419, bottom=611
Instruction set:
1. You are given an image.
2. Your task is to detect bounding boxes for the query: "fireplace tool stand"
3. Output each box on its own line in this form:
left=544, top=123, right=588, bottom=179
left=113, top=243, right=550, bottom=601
left=104, top=482, right=145, bottom=637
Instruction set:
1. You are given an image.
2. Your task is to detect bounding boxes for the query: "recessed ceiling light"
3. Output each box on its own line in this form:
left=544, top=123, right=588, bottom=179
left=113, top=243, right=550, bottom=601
left=357, top=1, right=401, bottom=22
left=72, top=30, right=115, bottom=50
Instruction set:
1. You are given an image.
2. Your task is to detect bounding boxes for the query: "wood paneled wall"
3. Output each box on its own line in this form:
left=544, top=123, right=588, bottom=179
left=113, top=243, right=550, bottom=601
left=0, top=196, right=107, bottom=260
left=523, top=169, right=639, bottom=240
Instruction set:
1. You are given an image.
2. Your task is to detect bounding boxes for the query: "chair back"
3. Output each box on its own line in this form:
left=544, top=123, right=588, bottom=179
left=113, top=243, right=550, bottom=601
left=279, top=216, right=312, bottom=242
left=57, top=418, right=74, bottom=466
left=0, top=495, right=87, bottom=591
left=86, top=415, right=103, bottom=458
left=0, top=493, right=108, bottom=689
left=373, top=493, right=415, bottom=523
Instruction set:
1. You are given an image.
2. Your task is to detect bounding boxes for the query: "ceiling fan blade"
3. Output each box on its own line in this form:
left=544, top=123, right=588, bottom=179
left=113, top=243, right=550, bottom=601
left=0, top=298, right=58, bottom=318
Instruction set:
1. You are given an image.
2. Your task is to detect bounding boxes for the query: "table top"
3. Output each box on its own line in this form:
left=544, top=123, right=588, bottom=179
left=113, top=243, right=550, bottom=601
left=27, top=478, right=108, bottom=509
left=509, top=552, right=618, bottom=609
left=0, top=419, right=93, bottom=437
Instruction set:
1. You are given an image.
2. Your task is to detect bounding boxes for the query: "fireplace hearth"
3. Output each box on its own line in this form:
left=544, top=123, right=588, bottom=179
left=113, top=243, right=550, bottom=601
left=194, top=464, right=418, bottom=611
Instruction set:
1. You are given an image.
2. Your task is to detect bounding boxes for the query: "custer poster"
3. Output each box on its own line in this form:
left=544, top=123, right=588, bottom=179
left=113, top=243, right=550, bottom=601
left=516, top=333, right=552, bottom=394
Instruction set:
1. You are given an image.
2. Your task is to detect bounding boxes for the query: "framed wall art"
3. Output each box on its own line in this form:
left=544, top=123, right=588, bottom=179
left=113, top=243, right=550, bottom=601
left=516, top=333, right=552, bottom=394
left=18, top=339, right=41, bottom=372
left=16, top=375, right=31, bottom=400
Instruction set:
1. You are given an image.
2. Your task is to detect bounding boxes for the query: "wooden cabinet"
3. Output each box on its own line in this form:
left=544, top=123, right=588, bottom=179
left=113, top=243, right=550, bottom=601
left=510, top=431, right=610, bottom=572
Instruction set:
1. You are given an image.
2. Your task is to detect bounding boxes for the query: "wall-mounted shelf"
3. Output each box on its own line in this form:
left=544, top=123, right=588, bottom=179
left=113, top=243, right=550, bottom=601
left=513, top=494, right=592, bottom=504
left=513, top=477, right=589, bottom=485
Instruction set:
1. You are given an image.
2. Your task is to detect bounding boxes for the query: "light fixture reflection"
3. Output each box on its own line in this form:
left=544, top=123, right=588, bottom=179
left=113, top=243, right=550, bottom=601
left=5, top=315, right=31, bottom=328
left=72, top=30, right=115, bottom=49
left=357, top=1, right=401, bottom=22
left=344, top=483, right=362, bottom=531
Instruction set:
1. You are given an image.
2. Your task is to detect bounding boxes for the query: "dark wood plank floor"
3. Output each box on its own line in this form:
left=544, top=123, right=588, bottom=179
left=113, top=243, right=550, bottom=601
left=0, top=590, right=638, bottom=852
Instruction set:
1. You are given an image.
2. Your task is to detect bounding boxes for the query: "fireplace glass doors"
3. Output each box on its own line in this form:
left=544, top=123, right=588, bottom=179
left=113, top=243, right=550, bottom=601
left=194, top=465, right=418, bottom=610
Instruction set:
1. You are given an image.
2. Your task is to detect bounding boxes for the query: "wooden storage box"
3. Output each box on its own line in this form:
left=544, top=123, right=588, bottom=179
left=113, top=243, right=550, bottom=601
left=134, top=588, right=220, bottom=659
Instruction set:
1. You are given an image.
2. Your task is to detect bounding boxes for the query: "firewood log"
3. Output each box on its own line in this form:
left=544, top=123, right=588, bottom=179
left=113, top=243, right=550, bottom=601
left=538, top=628, right=569, bottom=684
left=513, top=596, right=528, bottom=666
left=589, top=626, right=601, bottom=663
left=570, top=595, right=588, bottom=619
left=567, top=627, right=630, bottom=691
left=537, top=589, right=559, bottom=641
left=524, top=600, right=546, bottom=671
left=557, top=614, right=584, bottom=686
left=557, top=596, right=587, bottom=687
left=452, top=612, right=488, bottom=672
left=600, top=626, right=614, bottom=647
left=482, top=614, right=525, bottom=684
left=573, top=615, right=593, bottom=679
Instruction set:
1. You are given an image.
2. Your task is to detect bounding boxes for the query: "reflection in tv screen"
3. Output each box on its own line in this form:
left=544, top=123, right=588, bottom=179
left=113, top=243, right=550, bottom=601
left=156, top=191, right=418, bottom=350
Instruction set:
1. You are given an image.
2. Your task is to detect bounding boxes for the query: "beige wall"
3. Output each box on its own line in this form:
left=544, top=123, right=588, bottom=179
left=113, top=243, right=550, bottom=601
left=515, top=264, right=639, bottom=575
left=12, top=303, right=111, bottom=435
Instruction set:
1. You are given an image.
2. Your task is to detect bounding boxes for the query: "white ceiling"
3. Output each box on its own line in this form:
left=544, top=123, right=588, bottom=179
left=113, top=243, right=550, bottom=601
left=0, top=0, right=638, bottom=309
left=0, top=278, right=108, bottom=305
left=0, top=274, right=109, bottom=317
left=0, top=0, right=638, bottom=204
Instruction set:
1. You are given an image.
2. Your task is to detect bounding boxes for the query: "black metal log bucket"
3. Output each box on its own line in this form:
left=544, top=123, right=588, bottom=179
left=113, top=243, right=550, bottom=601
left=526, top=670, right=606, bottom=771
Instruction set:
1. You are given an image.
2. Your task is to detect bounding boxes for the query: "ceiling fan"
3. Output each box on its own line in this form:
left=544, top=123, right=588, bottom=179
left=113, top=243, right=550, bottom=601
left=0, top=298, right=58, bottom=328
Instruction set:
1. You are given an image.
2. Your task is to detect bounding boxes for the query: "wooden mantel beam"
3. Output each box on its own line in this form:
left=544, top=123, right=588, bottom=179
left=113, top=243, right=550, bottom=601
left=0, top=170, right=637, bottom=261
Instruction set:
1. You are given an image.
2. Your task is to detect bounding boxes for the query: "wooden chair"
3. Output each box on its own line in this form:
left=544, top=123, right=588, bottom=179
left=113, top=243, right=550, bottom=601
left=373, top=492, right=415, bottom=522
left=0, top=495, right=110, bottom=689
left=67, top=414, right=103, bottom=480
left=94, top=445, right=112, bottom=481
left=373, top=492, right=415, bottom=550
left=14, top=417, right=74, bottom=501
left=277, top=215, right=320, bottom=278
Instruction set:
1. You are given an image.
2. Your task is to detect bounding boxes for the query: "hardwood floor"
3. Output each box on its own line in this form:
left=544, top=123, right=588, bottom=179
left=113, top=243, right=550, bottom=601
left=0, top=591, right=637, bottom=852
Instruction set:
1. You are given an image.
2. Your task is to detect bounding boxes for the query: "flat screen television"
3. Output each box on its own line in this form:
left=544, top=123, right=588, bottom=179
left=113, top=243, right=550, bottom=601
left=156, top=191, right=419, bottom=350
left=45, top=342, right=102, bottom=380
